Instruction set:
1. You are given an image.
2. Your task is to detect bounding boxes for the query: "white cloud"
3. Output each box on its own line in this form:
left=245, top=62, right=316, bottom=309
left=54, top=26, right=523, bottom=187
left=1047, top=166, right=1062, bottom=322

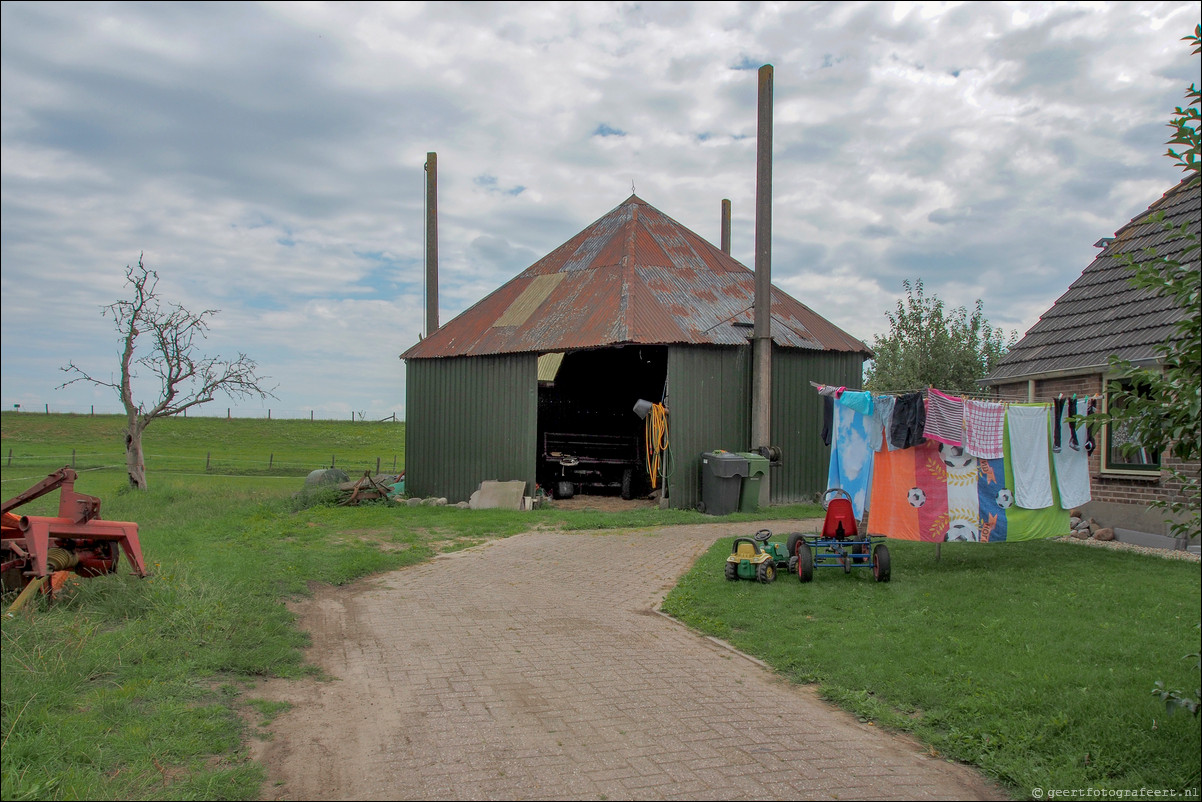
left=2, top=0, right=1196, bottom=419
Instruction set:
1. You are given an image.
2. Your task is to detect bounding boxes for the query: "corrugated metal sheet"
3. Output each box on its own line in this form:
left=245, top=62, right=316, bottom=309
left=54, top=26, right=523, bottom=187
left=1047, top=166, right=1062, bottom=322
left=402, top=195, right=871, bottom=361
left=662, top=345, right=867, bottom=509
left=985, top=176, right=1199, bottom=384
left=664, top=345, right=752, bottom=511
left=770, top=350, right=865, bottom=504
left=405, top=354, right=537, bottom=503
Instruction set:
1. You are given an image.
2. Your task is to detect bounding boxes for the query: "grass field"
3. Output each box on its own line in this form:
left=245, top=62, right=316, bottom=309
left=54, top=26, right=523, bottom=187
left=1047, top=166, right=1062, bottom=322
left=2, top=412, right=1199, bottom=800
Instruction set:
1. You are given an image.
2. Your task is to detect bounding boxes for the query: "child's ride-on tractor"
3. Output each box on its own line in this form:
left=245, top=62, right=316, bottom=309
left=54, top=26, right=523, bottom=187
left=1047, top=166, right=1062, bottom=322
left=725, top=529, right=806, bottom=584
left=792, top=488, right=891, bottom=583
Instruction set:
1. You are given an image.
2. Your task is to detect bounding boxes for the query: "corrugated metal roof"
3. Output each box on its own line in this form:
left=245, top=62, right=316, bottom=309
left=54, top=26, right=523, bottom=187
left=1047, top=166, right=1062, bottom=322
left=983, top=176, right=1199, bottom=384
left=402, top=195, right=872, bottom=359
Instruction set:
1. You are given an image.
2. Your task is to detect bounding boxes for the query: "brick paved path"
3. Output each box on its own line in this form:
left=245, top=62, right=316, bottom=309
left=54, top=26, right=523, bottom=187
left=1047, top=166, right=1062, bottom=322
left=255, top=522, right=1004, bottom=801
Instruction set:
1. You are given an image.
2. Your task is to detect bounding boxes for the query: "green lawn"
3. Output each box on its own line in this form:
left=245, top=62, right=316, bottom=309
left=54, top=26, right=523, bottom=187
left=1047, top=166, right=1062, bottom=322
left=2, top=412, right=1199, bottom=800
left=663, top=537, right=1202, bottom=797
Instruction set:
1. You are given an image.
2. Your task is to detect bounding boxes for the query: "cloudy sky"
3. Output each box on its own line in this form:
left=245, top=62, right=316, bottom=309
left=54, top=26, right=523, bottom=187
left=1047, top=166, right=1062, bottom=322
left=2, top=1, right=1197, bottom=420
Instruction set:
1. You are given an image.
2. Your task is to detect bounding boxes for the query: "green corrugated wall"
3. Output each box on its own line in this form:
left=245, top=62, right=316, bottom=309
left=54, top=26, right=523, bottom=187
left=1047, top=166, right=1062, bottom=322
left=404, top=354, right=538, bottom=503
left=770, top=349, right=865, bottom=504
left=664, top=345, right=864, bottom=510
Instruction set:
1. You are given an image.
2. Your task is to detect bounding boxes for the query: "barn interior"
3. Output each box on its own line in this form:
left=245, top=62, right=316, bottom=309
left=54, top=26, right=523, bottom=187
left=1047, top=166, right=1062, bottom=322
left=537, top=345, right=668, bottom=499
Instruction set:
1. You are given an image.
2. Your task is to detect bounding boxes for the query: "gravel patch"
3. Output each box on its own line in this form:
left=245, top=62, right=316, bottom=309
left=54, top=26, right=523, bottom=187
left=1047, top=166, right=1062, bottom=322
left=1054, top=536, right=1200, bottom=562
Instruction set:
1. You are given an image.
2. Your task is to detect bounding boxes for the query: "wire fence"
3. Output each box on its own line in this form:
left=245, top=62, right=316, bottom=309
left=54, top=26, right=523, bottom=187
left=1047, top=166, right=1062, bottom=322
left=4, top=404, right=401, bottom=422
left=1, top=450, right=403, bottom=483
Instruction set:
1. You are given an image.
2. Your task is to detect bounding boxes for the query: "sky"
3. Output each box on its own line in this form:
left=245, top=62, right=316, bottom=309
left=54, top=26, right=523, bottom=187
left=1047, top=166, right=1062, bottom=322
left=2, top=1, right=1198, bottom=421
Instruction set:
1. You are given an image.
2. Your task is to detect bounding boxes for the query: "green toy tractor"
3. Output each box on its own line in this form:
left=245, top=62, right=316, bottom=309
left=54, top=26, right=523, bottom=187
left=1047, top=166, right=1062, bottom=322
left=724, top=529, right=805, bottom=583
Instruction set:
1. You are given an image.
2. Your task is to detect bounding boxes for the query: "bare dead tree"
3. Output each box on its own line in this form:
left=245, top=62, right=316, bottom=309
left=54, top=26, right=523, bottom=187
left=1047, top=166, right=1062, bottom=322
left=60, top=255, right=276, bottom=489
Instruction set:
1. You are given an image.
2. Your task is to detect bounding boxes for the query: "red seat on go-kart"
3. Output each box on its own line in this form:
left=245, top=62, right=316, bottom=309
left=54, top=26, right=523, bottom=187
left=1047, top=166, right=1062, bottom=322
left=821, top=497, right=858, bottom=540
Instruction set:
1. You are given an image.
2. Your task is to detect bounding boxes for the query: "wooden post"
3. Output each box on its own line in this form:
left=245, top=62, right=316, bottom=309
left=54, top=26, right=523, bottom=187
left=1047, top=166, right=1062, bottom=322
left=227, top=408, right=231, bottom=420
left=392, top=455, right=397, bottom=470
left=8, top=447, right=13, bottom=466
left=332, top=454, right=336, bottom=468
left=45, top=403, right=49, bottom=414
left=311, top=410, right=314, bottom=421
left=268, top=409, right=271, bottom=420
left=376, top=457, right=381, bottom=474
left=72, top=448, right=76, bottom=467
left=269, top=453, right=274, bottom=469
left=90, top=405, right=94, bottom=416
left=206, top=452, right=211, bottom=471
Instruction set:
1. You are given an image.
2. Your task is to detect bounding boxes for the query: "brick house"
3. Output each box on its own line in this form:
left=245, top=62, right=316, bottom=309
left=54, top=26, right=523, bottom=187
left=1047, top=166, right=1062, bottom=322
left=980, top=175, right=1200, bottom=546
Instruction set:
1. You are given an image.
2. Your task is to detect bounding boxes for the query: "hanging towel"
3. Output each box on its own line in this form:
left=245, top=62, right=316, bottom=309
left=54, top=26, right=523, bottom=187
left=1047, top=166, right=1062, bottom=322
left=827, top=402, right=874, bottom=521
left=836, top=389, right=874, bottom=416
left=963, top=399, right=1006, bottom=460
left=924, top=388, right=964, bottom=447
left=1053, top=397, right=1092, bottom=509
left=1007, top=405, right=1054, bottom=509
left=890, top=392, right=927, bottom=449
left=871, top=394, right=896, bottom=452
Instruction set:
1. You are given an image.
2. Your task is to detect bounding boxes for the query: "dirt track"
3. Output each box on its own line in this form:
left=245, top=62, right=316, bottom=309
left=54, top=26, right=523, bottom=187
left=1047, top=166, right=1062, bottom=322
left=250, top=519, right=1005, bottom=801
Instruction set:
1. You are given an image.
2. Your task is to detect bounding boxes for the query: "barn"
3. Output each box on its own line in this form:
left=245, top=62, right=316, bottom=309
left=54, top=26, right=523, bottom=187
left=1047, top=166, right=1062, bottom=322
left=400, top=194, right=871, bottom=508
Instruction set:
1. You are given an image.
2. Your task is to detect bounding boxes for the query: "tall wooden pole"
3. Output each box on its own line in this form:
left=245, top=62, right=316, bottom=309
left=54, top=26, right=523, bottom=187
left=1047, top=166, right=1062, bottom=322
left=751, top=65, right=774, bottom=466
left=425, top=152, right=439, bottom=336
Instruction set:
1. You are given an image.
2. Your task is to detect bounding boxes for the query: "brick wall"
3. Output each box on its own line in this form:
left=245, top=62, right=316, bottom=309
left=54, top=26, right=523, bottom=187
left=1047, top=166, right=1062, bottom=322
left=988, top=374, right=1196, bottom=511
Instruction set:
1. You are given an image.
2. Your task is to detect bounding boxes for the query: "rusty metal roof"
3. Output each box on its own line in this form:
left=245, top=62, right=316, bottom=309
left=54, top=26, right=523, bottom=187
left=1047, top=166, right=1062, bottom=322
left=983, top=175, right=1199, bottom=384
left=402, top=195, right=871, bottom=359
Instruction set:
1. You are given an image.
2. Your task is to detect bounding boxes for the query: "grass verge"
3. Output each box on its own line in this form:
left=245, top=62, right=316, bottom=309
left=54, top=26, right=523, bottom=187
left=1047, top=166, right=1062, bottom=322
left=661, top=536, right=1202, bottom=797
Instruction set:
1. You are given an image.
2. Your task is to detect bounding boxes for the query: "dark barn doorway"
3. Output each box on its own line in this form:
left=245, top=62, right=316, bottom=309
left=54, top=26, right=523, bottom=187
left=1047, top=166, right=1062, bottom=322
left=538, top=345, right=668, bottom=499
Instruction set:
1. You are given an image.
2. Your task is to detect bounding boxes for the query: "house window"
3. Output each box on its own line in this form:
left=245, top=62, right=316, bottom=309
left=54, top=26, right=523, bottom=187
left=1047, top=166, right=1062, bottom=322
left=1103, top=380, right=1161, bottom=473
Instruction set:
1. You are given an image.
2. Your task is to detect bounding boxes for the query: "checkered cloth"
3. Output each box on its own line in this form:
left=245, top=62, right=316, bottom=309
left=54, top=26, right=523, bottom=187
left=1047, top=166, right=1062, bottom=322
left=963, top=399, right=1005, bottom=459
left=923, top=388, right=964, bottom=447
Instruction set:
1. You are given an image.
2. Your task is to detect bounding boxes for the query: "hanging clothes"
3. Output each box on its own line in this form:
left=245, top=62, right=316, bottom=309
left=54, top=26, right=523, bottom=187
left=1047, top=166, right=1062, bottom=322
left=963, top=399, right=1006, bottom=460
left=924, top=387, right=964, bottom=447
left=821, top=395, right=834, bottom=447
left=889, top=392, right=927, bottom=450
left=836, top=389, right=874, bottom=416
left=827, top=402, right=875, bottom=521
left=1007, top=405, right=1054, bottom=509
left=1053, top=397, right=1092, bottom=509
left=870, top=394, right=895, bottom=452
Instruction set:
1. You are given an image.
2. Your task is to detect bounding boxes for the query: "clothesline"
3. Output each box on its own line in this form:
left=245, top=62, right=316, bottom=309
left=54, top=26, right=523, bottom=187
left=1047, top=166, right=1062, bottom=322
left=808, top=381, right=1103, bottom=405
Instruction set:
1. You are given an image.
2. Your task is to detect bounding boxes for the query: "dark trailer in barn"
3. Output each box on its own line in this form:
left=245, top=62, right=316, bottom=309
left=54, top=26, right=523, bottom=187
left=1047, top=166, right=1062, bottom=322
left=401, top=195, right=871, bottom=509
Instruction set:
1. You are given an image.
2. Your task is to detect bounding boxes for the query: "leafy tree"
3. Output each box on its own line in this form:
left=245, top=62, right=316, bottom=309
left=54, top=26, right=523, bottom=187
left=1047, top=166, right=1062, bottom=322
left=60, top=256, right=276, bottom=489
left=864, top=278, right=1016, bottom=395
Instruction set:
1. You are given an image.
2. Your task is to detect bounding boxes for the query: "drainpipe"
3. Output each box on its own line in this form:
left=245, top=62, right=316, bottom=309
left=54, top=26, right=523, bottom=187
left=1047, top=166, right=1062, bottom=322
left=721, top=199, right=732, bottom=255
left=425, top=152, right=439, bottom=336
left=751, top=65, right=774, bottom=479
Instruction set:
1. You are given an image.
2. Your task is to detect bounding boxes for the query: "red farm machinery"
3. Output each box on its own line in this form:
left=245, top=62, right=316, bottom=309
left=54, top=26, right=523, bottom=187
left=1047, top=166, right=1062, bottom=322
left=2, top=467, right=147, bottom=601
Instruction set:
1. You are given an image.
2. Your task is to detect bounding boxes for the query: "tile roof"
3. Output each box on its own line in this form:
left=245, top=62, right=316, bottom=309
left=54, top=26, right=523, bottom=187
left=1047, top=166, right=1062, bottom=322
left=402, top=195, right=871, bottom=359
left=982, top=176, right=1199, bottom=384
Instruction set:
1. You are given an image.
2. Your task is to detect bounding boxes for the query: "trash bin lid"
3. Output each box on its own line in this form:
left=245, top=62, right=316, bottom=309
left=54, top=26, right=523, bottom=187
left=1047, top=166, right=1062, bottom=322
left=701, top=450, right=748, bottom=477
left=736, top=452, right=769, bottom=477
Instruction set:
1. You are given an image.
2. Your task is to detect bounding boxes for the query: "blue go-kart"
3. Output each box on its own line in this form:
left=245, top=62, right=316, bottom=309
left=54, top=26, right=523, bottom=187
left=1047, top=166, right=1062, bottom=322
left=794, top=488, right=891, bottom=583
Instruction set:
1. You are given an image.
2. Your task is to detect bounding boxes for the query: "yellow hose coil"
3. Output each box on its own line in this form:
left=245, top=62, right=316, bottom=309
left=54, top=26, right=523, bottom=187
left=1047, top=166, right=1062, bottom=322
left=645, top=403, right=669, bottom=489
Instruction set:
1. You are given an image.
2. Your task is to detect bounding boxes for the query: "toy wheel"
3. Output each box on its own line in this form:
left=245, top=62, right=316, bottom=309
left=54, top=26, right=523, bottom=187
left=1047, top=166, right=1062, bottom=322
left=788, top=555, right=798, bottom=575
left=796, top=542, right=813, bottom=583
left=837, top=546, right=851, bottom=574
left=786, top=533, right=803, bottom=558
left=620, top=468, right=633, bottom=500
left=756, top=560, right=776, bottom=584
left=873, top=545, right=891, bottom=583
left=725, top=561, right=738, bottom=581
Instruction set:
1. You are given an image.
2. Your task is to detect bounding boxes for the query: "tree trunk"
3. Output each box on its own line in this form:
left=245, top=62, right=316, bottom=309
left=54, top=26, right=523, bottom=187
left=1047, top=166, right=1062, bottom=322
left=126, top=419, right=148, bottom=490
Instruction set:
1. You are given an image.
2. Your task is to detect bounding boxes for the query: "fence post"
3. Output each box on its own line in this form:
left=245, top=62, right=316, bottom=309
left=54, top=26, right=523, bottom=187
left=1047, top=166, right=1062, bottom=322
left=311, top=410, right=314, bottom=421
left=45, top=403, right=49, bottom=414
left=392, top=455, right=397, bottom=470
left=269, top=453, right=274, bottom=469
left=90, top=405, right=94, bottom=416
left=268, top=409, right=271, bottom=420
left=72, top=448, right=76, bottom=468
left=7, top=448, right=12, bottom=466
left=332, top=454, right=335, bottom=468
left=376, top=457, right=381, bottom=474
left=227, top=408, right=231, bottom=420
left=206, top=452, right=211, bottom=471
